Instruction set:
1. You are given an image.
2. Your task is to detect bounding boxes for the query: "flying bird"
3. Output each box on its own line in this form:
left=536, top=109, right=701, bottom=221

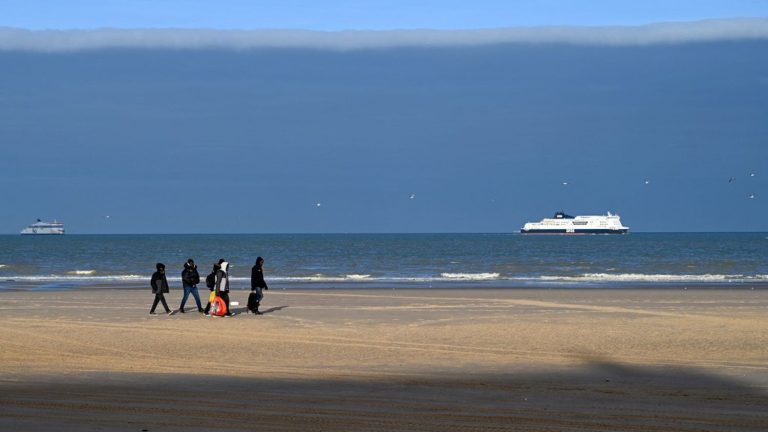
left=644, top=180, right=650, bottom=185
left=315, top=202, right=322, bottom=207
left=749, top=193, right=756, bottom=199
left=728, top=177, right=736, bottom=183
left=409, top=193, right=416, bottom=200
left=561, top=181, right=568, bottom=186
left=750, top=172, right=756, bottom=177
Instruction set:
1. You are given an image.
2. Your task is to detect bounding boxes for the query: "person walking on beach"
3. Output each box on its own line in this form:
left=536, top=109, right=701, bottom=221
left=150, top=263, right=172, bottom=315
left=203, top=261, right=221, bottom=316
left=216, top=260, right=234, bottom=317
left=179, top=258, right=204, bottom=313
left=248, top=256, right=268, bottom=315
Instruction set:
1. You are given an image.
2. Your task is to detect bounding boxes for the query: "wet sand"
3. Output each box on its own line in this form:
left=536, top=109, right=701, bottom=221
left=1, top=288, right=767, bottom=431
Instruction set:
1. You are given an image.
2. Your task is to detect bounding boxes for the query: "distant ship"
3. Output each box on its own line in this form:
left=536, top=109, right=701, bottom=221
left=20, top=219, right=65, bottom=235
left=521, top=212, right=628, bottom=235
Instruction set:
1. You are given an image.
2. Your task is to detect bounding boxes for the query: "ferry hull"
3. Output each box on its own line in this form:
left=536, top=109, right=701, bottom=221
left=520, top=229, right=628, bottom=235
left=21, top=230, right=65, bottom=235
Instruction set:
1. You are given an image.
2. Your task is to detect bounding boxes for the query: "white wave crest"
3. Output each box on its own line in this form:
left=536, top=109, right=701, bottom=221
left=264, top=274, right=500, bottom=283
left=6, top=273, right=763, bottom=286
left=261, top=274, right=371, bottom=282
left=268, top=276, right=347, bottom=282
left=440, top=273, right=500, bottom=280
left=4, top=275, right=144, bottom=282
left=345, top=274, right=371, bottom=280
left=529, top=273, right=764, bottom=283
left=268, top=275, right=436, bottom=283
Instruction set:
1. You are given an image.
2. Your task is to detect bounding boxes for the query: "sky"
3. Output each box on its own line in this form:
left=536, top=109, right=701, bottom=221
left=1, top=2, right=767, bottom=233
left=3, top=0, right=768, bottom=30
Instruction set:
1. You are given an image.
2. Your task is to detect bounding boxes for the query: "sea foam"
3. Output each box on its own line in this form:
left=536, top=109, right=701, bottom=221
left=527, top=273, right=766, bottom=283
left=5, top=275, right=144, bottom=282
left=440, top=273, right=501, bottom=280
left=345, top=274, right=371, bottom=280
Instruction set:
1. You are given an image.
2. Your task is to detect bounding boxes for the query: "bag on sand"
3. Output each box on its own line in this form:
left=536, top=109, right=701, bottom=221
left=211, top=296, right=227, bottom=317
left=247, top=291, right=260, bottom=312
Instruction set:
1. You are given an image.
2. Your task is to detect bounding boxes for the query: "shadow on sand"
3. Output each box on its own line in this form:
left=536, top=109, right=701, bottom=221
left=0, top=359, right=766, bottom=431
left=229, top=305, right=288, bottom=315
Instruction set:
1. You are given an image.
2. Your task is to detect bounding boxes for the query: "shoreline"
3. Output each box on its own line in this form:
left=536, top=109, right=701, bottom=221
left=2, top=280, right=768, bottom=292
left=2, top=288, right=767, bottom=430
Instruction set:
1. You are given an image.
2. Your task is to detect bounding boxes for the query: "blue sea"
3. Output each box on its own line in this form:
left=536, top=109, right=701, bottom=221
left=0, top=233, right=766, bottom=291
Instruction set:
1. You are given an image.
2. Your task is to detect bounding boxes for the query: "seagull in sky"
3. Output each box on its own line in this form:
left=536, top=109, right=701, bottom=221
left=644, top=179, right=650, bottom=185
left=728, top=177, right=736, bottom=183
left=749, top=193, right=756, bottom=199
left=409, top=193, right=416, bottom=200
left=315, top=202, right=322, bottom=207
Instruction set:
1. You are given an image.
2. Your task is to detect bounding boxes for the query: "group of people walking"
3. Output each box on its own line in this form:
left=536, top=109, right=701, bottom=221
left=150, top=257, right=269, bottom=317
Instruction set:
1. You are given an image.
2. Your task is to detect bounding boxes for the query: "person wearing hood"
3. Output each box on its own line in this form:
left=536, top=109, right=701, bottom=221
left=179, top=258, right=203, bottom=313
left=249, top=256, right=268, bottom=315
left=150, top=263, right=172, bottom=315
left=203, top=261, right=222, bottom=316
left=216, top=260, right=234, bottom=317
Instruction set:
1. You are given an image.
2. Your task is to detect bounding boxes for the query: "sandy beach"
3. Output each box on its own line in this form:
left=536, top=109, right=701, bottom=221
left=1, top=287, right=767, bottom=431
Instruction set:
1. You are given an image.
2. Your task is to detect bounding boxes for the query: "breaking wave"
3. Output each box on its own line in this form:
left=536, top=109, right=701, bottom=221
left=344, top=274, right=371, bottom=280
left=520, top=273, right=768, bottom=283
left=2, top=273, right=766, bottom=288
left=2, top=275, right=144, bottom=283
left=440, top=273, right=501, bottom=280
left=262, top=273, right=502, bottom=283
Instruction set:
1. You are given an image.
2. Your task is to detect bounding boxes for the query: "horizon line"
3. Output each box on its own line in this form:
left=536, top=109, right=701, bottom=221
left=2, top=231, right=766, bottom=235
left=2, top=18, right=768, bottom=52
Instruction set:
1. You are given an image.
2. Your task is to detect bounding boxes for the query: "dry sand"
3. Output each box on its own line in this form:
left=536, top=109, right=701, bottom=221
left=1, top=288, right=767, bottom=431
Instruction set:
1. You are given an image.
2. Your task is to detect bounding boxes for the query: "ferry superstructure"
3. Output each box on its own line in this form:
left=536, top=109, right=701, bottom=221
left=520, top=212, right=628, bottom=235
left=20, top=219, right=65, bottom=235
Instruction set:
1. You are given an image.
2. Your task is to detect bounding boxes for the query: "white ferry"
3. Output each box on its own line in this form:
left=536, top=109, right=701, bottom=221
left=20, top=219, right=65, bottom=235
left=521, top=212, right=628, bottom=235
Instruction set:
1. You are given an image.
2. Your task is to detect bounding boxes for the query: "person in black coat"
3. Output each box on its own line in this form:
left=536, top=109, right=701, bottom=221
left=203, top=261, right=221, bottom=316
left=150, top=262, right=172, bottom=315
left=179, top=258, right=203, bottom=313
left=249, top=256, right=269, bottom=315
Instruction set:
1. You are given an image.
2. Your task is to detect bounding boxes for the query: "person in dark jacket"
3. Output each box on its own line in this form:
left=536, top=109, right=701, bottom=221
left=249, top=256, right=269, bottom=314
left=150, top=262, right=172, bottom=315
left=203, top=261, right=221, bottom=316
left=216, top=260, right=234, bottom=317
left=179, top=258, right=203, bottom=313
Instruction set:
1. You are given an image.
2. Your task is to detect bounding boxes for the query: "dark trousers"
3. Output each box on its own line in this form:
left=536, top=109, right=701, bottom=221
left=204, top=293, right=212, bottom=314
left=249, top=288, right=263, bottom=312
left=151, top=292, right=170, bottom=313
left=219, top=291, right=231, bottom=314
